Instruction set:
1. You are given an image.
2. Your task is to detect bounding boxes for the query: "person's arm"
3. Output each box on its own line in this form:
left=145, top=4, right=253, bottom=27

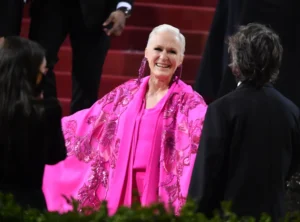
left=103, top=0, right=134, bottom=36
left=188, top=103, right=230, bottom=217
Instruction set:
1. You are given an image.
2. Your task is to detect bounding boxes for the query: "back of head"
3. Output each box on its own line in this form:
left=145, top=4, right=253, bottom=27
left=0, top=36, right=45, bottom=150
left=228, top=23, right=283, bottom=87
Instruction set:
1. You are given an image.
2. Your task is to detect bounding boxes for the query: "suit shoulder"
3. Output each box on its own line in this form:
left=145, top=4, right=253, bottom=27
left=271, top=88, right=299, bottom=114
left=208, top=91, right=235, bottom=109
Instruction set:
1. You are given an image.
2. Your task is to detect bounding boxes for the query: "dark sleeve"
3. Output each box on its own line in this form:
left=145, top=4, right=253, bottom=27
left=287, top=110, right=300, bottom=179
left=188, top=103, right=230, bottom=217
left=117, top=0, right=133, bottom=6
left=43, top=99, right=67, bottom=165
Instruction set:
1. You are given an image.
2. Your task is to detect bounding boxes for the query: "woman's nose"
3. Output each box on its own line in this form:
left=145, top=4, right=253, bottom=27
left=159, top=50, right=168, bottom=59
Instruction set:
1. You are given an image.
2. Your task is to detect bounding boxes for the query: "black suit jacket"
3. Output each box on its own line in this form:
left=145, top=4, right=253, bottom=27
left=79, top=0, right=134, bottom=29
left=194, top=0, right=299, bottom=108
left=188, top=83, right=300, bottom=221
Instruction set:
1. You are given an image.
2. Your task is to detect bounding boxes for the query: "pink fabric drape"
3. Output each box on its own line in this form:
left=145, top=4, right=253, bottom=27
left=43, top=76, right=207, bottom=215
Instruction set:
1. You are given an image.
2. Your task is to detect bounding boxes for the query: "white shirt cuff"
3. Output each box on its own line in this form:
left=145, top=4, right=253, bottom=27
left=117, top=2, right=132, bottom=10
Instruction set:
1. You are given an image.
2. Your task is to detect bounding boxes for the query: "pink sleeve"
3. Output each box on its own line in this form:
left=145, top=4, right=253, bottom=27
left=177, top=93, right=207, bottom=212
left=43, top=82, right=130, bottom=212
left=159, top=91, right=207, bottom=215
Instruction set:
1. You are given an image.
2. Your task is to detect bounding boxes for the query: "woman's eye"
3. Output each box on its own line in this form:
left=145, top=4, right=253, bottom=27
left=154, top=48, right=162, bottom=51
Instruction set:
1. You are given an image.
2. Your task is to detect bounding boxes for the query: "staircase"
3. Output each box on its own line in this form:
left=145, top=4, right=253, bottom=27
left=21, top=0, right=217, bottom=116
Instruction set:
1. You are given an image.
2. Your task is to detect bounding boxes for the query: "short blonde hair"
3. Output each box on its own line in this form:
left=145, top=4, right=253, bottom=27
left=146, top=24, right=186, bottom=55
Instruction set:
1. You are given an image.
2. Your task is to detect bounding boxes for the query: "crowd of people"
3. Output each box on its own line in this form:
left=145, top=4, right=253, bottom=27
left=0, top=0, right=299, bottom=222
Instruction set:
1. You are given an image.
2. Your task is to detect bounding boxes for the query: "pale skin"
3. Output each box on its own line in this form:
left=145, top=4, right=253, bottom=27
left=144, top=31, right=184, bottom=109
left=103, top=11, right=127, bottom=36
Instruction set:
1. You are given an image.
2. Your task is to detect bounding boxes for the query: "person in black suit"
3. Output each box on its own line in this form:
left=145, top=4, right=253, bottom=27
left=188, top=23, right=300, bottom=221
left=0, top=0, right=24, bottom=38
left=28, top=0, right=134, bottom=114
left=0, top=36, right=67, bottom=210
left=194, top=0, right=299, bottom=109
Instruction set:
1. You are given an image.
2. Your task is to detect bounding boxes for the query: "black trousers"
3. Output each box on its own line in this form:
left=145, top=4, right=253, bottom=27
left=0, top=0, right=24, bottom=37
left=193, top=0, right=243, bottom=104
left=29, top=0, right=110, bottom=113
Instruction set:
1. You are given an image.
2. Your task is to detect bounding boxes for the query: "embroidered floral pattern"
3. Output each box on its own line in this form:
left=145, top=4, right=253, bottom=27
left=63, top=80, right=139, bottom=209
left=62, top=79, right=206, bottom=212
left=160, top=90, right=205, bottom=214
left=77, top=156, right=108, bottom=209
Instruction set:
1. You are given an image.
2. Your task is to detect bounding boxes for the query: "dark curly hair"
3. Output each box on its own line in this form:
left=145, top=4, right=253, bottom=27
left=228, top=23, right=283, bottom=87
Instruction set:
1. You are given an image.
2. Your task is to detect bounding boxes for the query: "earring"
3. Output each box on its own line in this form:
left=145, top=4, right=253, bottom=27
left=137, top=57, right=147, bottom=84
left=174, top=65, right=182, bottom=83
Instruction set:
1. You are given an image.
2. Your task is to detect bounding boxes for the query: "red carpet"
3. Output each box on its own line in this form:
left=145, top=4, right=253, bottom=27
left=21, top=0, right=216, bottom=115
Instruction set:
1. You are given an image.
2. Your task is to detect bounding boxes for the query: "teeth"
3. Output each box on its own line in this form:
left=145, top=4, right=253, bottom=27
left=156, top=64, right=169, bottom=68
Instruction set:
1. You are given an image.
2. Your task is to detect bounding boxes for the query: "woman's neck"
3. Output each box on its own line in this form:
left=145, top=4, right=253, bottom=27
left=144, top=76, right=170, bottom=109
left=147, top=76, right=170, bottom=97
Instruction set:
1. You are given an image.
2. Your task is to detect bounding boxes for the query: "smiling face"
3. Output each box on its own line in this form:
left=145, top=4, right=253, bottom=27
left=145, top=30, right=184, bottom=82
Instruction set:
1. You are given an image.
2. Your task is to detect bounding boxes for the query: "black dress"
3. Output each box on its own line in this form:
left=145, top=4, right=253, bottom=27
left=0, top=98, right=67, bottom=210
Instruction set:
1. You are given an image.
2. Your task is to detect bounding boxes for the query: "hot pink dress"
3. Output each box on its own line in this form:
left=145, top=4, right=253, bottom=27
left=131, top=96, right=168, bottom=202
left=43, top=76, right=207, bottom=215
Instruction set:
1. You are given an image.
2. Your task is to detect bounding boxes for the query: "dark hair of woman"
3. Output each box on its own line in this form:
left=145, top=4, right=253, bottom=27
left=0, top=36, right=45, bottom=160
left=228, top=23, right=283, bottom=87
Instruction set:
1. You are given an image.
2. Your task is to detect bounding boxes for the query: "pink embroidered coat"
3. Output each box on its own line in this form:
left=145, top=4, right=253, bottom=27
left=42, top=76, right=207, bottom=215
